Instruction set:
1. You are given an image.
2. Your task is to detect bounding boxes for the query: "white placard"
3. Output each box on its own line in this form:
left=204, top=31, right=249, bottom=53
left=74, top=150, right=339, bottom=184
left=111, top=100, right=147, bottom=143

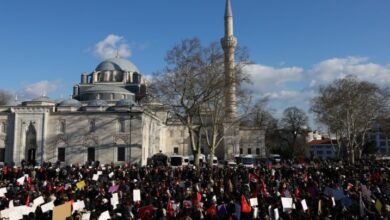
left=109, top=172, right=114, bottom=178
left=16, top=176, right=26, bottom=185
left=133, top=189, right=141, bottom=202
left=82, top=211, right=91, bottom=220
left=0, top=208, right=10, bottom=218
left=21, top=206, right=35, bottom=215
left=40, top=201, right=54, bottom=213
left=111, top=193, right=119, bottom=209
left=0, top=187, right=7, bottom=197
left=250, top=198, right=258, bottom=207
left=274, top=208, right=280, bottom=220
left=97, top=171, right=103, bottom=175
left=92, top=174, right=99, bottom=181
left=33, top=196, right=45, bottom=207
left=72, top=200, right=86, bottom=213
left=9, top=209, right=23, bottom=220
left=332, top=197, right=336, bottom=207
left=98, top=210, right=110, bottom=220
left=281, top=197, right=293, bottom=209
left=301, top=199, right=308, bottom=211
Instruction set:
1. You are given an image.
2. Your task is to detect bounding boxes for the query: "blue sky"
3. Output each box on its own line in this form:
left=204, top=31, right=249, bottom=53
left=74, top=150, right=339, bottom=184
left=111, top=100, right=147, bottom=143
left=0, top=0, right=389, bottom=128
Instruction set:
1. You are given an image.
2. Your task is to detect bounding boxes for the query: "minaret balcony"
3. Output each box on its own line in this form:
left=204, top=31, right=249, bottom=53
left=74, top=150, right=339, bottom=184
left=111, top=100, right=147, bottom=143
left=221, top=36, right=237, bottom=49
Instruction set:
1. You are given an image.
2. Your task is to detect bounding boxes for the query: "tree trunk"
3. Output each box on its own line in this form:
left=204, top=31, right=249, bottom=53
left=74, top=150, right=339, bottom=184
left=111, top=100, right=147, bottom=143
left=208, top=147, right=215, bottom=167
left=194, top=150, right=200, bottom=168
left=350, top=148, right=355, bottom=164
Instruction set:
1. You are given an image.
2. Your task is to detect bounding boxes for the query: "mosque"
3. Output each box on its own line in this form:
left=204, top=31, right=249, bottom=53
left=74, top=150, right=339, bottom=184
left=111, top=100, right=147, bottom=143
left=0, top=0, right=265, bottom=166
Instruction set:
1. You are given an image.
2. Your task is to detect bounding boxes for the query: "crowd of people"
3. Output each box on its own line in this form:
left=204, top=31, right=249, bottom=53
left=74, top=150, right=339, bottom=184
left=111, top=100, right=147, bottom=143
left=0, top=158, right=389, bottom=220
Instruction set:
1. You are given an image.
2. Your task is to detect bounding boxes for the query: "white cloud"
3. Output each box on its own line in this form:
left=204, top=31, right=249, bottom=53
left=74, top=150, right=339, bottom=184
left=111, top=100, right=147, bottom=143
left=308, top=56, right=390, bottom=88
left=94, top=34, right=131, bottom=60
left=19, top=80, right=62, bottom=99
left=243, top=56, right=390, bottom=128
left=244, top=64, right=304, bottom=94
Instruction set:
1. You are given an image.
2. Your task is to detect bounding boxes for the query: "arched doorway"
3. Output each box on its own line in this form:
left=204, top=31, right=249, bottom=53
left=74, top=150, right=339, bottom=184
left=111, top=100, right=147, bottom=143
left=25, top=122, right=37, bottom=165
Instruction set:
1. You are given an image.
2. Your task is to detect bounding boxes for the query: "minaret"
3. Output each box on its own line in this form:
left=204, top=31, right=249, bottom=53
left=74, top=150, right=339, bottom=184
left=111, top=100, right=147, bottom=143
left=221, top=0, right=239, bottom=160
left=221, top=0, right=238, bottom=121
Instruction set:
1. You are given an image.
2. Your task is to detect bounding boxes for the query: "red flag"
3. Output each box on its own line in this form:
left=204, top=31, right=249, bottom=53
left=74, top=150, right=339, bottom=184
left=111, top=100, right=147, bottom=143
left=347, top=183, right=354, bottom=190
left=139, top=205, right=154, bottom=220
left=261, top=180, right=270, bottom=198
left=47, top=183, right=52, bottom=192
left=249, top=173, right=259, bottom=183
left=25, top=194, right=30, bottom=206
left=241, top=195, right=251, bottom=213
left=3, top=165, right=7, bottom=175
left=194, top=192, right=202, bottom=207
left=167, top=199, right=175, bottom=217
left=294, top=187, right=301, bottom=198
left=56, top=186, right=65, bottom=193
left=267, top=162, right=272, bottom=170
left=206, top=204, right=217, bottom=217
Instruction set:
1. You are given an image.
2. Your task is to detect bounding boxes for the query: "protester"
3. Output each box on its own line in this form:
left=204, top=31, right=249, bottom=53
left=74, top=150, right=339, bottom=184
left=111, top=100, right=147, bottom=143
left=0, top=159, right=389, bottom=219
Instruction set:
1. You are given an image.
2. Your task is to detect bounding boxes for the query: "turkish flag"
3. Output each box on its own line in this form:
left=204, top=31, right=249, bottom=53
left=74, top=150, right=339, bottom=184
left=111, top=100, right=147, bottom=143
left=167, top=199, right=175, bottom=216
left=25, top=194, right=30, bottom=206
left=241, top=195, right=251, bottom=213
left=249, top=173, right=259, bottom=183
left=139, top=205, right=154, bottom=220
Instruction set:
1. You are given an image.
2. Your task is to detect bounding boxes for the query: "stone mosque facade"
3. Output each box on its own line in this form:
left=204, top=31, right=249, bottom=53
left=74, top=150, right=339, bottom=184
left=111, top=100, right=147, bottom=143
left=0, top=0, right=265, bottom=166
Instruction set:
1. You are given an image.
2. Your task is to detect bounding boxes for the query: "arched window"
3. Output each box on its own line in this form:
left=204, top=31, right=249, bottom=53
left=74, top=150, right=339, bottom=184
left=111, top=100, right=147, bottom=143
left=58, top=120, right=66, bottom=133
left=118, top=119, right=125, bottom=133
left=89, top=120, right=96, bottom=132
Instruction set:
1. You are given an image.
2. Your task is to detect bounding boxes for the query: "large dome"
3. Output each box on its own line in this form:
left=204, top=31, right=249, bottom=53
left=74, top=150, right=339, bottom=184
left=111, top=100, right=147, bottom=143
left=95, top=58, right=139, bottom=73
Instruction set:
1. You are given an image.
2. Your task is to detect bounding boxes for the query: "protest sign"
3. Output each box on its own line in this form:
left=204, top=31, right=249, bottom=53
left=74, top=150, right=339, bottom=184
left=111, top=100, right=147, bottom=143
left=301, top=199, right=308, bottom=211
left=52, top=203, right=71, bottom=220
left=41, top=201, right=54, bottom=213
left=76, top=180, right=86, bottom=189
left=0, top=187, right=7, bottom=197
left=82, top=211, right=91, bottom=220
left=249, top=198, right=258, bottom=207
left=133, top=189, right=141, bottom=202
left=98, top=210, right=110, bottom=220
left=33, top=196, right=45, bottom=207
left=108, top=185, right=119, bottom=193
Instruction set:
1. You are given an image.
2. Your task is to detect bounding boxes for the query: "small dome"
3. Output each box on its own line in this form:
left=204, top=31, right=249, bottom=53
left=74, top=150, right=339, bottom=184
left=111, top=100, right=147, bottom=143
left=88, top=99, right=108, bottom=107
left=95, top=58, right=139, bottom=73
left=116, top=99, right=137, bottom=107
left=58, top=99, right=82, bottom=108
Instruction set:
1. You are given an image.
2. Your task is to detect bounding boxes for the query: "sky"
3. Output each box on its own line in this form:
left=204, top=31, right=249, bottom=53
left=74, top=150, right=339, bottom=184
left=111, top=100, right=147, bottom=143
left=0, top=0, right=389, bottom=129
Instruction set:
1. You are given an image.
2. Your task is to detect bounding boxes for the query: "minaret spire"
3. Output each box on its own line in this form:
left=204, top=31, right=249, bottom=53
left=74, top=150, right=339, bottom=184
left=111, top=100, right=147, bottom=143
left=221, top=0, right=237, bottom=121
left=224, top=0, right=234, bottom=37
left=221, top=0, right=239, bottom=160
left=225, top=0, right=232, bottom=17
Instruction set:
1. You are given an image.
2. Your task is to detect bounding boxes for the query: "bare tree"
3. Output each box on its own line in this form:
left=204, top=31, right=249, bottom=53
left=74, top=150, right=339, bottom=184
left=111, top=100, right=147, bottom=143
left=150, top=39, right=223, bottom=167
left=150, top=38, right=251, bottom=168
left=280, top=106, right=309, bottom=156
left=0, top=90, right=12, bottom=106
left=311, top=76, right=389, bottom=163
